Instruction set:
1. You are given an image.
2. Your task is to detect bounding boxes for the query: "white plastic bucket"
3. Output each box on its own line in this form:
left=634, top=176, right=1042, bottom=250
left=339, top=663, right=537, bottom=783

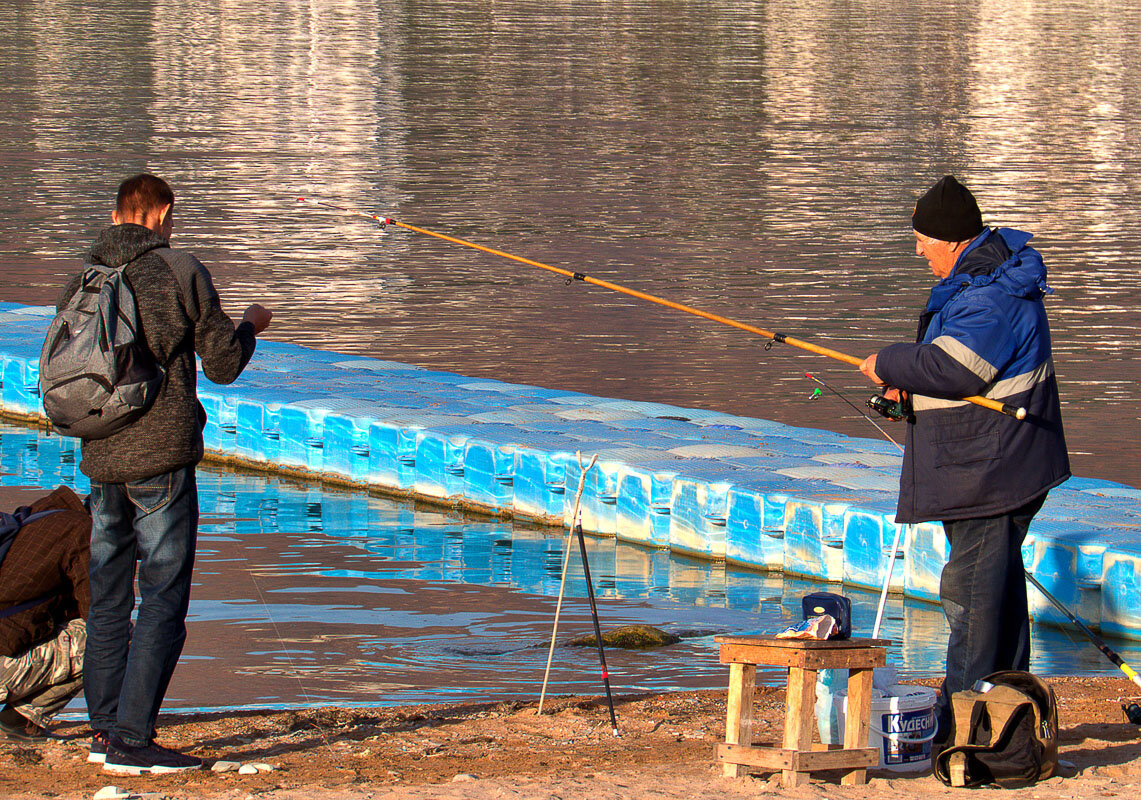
left=835, top=685, right=938, bottom=772
left=815, top=667, right=899, bottom=745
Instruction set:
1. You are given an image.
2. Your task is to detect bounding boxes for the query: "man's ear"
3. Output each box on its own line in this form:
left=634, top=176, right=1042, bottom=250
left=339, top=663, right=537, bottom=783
left=158, top=204, right=172, bottom=225
left=111, top=208, right=122, bottom=225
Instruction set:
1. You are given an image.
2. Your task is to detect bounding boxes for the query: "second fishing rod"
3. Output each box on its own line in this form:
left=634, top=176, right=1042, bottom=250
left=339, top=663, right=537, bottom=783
left=806, top=372, right=1141, bottom=697
left=297, top=197, right=1028, bottom=422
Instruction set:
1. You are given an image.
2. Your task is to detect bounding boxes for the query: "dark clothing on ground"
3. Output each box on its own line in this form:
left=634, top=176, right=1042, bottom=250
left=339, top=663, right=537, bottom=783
left=875, top=228, right=1070, bottom=523
left=0, top=486, right=90, bottom=657
left=58, top=223, right=256, bottom=484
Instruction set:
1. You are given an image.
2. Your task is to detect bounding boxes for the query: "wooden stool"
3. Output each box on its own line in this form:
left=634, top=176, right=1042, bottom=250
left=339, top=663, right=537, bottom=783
left=716, top=635, right=888, bottom=788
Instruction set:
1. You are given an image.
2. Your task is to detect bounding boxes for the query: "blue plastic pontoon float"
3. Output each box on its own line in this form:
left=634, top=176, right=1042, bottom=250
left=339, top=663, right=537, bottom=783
left=3, top=302, right=1139, bottom=639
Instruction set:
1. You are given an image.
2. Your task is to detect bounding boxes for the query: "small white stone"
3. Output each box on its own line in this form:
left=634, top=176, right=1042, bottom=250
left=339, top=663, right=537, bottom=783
left=249, top=762, right=276, bottom=772
left=93, top=788, right=126, bottom=800
left=238, top=764, right=259, bottom=775
left=211, top=760, right=241, bottom=773
left=452, top=773, right=478, bottom=783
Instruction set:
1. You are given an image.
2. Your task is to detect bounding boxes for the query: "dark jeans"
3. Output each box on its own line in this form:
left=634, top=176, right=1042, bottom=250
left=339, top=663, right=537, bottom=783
left=84, top=466, right=198, bottom=746
left=933, top=493, right=1047, bottom=740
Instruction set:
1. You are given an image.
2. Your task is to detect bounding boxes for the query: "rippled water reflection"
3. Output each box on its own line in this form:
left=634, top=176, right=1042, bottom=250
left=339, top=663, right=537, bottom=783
left=2, top=422, right=1135, bottom=711
left=1, top=1, right=1138, bottom=487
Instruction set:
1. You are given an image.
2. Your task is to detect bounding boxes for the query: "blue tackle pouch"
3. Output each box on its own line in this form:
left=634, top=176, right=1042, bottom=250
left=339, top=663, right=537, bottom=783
left=801, top=592, right=852, bottom=639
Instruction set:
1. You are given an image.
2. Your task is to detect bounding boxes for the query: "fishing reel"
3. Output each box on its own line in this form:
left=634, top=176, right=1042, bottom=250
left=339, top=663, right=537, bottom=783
left=867, top=392, right=909, bottom=421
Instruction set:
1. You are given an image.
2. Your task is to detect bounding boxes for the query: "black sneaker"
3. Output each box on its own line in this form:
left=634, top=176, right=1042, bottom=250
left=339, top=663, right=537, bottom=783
left=103, top=735, right=202, bottom=775
left=88, top=730, right=110, bottom=764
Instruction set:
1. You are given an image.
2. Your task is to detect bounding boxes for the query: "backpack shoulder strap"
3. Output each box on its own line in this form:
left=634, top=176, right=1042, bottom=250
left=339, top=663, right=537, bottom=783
left=0, top=592, right=57, bottom=620
left=150, top=246, right=199, bottom=313
left=13, top=508, right=64, bottom=527
left=0, top=511, right=19, bottom=548
left=974, top=684, right=1035, bottom=731
left=0, top=509, right=62, bottom=570
left=936, top=697, right=989, bottom=786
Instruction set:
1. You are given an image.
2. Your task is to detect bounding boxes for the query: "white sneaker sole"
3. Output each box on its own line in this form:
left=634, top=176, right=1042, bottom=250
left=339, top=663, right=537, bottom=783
left=87, top=752, right=106, bottom=764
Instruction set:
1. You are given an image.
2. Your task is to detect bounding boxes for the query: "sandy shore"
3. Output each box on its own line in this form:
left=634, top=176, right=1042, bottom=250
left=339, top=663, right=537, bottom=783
left=3, top=677, right=1140, bottom=799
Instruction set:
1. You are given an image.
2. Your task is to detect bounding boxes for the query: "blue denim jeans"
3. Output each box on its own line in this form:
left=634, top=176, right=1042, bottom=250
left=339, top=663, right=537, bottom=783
left=933, top=493, right=1047, bottom=740
left=84, top=466, right=198, bottom=746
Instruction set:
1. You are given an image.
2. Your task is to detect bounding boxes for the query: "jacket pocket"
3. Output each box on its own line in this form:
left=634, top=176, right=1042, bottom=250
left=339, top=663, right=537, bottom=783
left=931, top=422, right=1002, bottom=468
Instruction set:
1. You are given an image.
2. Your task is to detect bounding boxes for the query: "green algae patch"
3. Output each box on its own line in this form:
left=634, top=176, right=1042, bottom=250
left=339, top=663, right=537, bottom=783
left=567, top=624, right=681, bottom=650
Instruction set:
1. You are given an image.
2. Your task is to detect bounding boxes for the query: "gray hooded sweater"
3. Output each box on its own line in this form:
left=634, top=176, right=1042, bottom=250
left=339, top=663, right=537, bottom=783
left=58, top=223, right=256, bottom=483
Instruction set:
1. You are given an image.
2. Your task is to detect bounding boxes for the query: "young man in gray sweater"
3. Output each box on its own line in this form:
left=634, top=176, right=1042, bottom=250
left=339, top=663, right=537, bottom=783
left=59, top=174, right=271, bottom=774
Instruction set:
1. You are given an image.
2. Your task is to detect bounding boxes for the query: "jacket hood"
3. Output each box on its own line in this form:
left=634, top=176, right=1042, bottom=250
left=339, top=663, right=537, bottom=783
left=88, top=223, right=169, bottom=268
left=926, top=227, right=1052, bottom=314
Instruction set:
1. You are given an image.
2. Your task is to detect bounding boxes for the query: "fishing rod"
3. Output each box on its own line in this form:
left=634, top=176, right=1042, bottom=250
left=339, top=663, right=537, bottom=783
left=1024, top=570, right=1141, bottom=692
left=296, top=197, right=1027, bottom=421
left=576, top=508, right=620, bottom=737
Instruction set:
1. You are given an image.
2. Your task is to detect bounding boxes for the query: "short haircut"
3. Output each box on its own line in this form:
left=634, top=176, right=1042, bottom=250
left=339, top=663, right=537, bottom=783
left=116, top=173, right=174, bottom=219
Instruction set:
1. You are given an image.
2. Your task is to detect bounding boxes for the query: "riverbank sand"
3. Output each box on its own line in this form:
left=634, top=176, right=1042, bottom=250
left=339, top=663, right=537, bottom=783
left=2, top=677, right=1139, bottom=799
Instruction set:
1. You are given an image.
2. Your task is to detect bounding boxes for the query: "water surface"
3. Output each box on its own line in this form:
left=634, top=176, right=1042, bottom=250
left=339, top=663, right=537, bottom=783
left=2, top=422, right=1134, bottom=712
left=0, top=0, right=1138, bottom=486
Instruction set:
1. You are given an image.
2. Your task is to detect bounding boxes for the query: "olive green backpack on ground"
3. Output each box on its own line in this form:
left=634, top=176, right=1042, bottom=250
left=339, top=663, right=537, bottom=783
left=934, top=670, right=1059, bottom=789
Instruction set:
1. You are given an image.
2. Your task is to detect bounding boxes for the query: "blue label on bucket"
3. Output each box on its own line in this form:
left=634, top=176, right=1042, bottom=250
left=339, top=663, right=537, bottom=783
left=881, top=706, right=936, bottom=764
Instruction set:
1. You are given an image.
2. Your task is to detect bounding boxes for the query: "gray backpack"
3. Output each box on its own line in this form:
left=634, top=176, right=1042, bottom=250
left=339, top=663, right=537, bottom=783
left=39, top=261, right=164, bottom=439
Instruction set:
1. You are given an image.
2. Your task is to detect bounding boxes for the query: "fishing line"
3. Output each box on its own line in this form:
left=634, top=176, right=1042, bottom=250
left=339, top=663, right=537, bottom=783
left=804, top=372, right=903, bottom=453
left=802, top=379, right=1141, bottom=687
left=245, top=567, right=336, bottom=751
left=802, top=372, right=907, bottom=636
left=296, top=197, right=1027, bottom=421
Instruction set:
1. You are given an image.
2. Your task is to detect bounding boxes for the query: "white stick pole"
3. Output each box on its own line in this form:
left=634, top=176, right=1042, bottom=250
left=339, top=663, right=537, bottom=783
left=872, top=524, right=907, bottom=640
left=538, top=452, right=597, bottom=713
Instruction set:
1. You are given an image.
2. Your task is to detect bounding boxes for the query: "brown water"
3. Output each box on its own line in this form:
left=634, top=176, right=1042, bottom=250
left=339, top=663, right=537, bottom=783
left=1, top=1, right=1139, bottom=489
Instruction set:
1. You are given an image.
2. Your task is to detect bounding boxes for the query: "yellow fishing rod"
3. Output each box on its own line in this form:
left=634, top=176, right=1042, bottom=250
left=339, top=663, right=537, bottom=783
left=297, top=197, right=1027, bottom=421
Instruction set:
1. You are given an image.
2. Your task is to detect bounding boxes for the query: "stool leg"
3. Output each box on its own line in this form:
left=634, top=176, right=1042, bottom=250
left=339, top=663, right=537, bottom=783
left=723, top=662, right=756, bottom=777
left=841, top=666, right=875, bottom=786
left=781, top=666, right=817, bottom=788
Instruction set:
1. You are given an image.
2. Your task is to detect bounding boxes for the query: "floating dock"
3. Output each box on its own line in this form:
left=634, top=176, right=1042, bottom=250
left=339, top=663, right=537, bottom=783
left=3, top=302, right=1140, bottom=639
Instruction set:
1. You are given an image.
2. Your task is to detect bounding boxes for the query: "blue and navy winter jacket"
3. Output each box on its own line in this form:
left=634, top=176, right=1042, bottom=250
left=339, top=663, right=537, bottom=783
left=876, top=228, right=1070, bottom=523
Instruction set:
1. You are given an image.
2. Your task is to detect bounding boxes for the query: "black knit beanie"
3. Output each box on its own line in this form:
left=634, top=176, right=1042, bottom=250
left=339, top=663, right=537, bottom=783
left=912, top=175, right=984, bottom=242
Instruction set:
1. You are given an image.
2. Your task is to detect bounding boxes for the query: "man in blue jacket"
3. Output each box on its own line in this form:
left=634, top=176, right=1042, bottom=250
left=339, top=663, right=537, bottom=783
left=860, top=175, right=1070, bottom=742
